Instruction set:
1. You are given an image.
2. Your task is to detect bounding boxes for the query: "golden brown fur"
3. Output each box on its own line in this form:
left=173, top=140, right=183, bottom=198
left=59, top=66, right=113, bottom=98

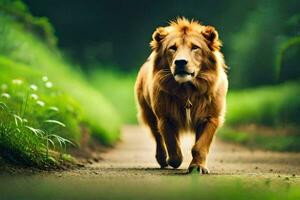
left=135, top=18, right=228, bottom=173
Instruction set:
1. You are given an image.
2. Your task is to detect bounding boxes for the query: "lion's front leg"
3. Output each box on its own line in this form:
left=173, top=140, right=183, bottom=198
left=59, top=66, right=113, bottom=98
left=188, top=118, right=219, bottom=174
left=158, top=118, right=183, bottom=169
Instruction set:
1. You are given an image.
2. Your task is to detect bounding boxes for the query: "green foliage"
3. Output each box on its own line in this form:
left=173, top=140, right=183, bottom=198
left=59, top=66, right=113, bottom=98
left=219, top=126, right=300, bottom=152
left=0, top=58, right=82, bottom=142
left=87, top=68, right=137, bottom=124
left=228, top=1, right=282, bottom=87
left=0, top=60, right=79, bottom=167
left=0, top=0, right=57, bottom=47
left=226, top=81, right=300, bottom=126
left=0, top=9, right=121, bottom=145
left=221, top=81, right=300, bottom=151
left=17, top=0, right=300, bottom=89
left=0, top=1, right=122, bottom=167
left=275, top=35, right=300, bottom=79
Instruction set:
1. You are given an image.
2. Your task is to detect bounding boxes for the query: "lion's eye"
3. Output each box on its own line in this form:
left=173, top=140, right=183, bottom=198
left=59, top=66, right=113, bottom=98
left=191, top=44, right=200, bottom=50
left=169, top=45, right=177, bottom=51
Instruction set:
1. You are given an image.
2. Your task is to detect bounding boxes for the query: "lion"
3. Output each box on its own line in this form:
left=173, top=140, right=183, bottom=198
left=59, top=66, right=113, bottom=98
left=135, top=18, right=228, bottom=174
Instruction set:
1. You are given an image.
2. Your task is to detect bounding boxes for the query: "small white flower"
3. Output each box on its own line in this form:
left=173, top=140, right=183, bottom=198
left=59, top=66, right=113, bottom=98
left=45, top=81, right=53, bottom=88
left=42, top=76, right=48, bottom=82
left=12, top=79, right=23, bottom=85
left=30, top=84, right=38, bottom=91
left=30, top=93, right=39, bottom=100
left=1, top=84, right=8, bottom=91
left=49, top=106, right=59, bottom=112
left=1, top=93, right=10, bottom=99
left=37, top=100, right=45, bottom=107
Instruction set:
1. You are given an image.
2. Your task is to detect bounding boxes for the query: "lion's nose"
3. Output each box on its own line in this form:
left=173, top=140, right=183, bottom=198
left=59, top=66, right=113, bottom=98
left=175, top=59, right=188, bottom=68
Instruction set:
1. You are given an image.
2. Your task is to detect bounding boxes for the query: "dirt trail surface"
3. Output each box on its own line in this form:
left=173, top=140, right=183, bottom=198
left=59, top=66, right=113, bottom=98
left=1, top=125, right=300, bottom=200
left=73, top=125, right=300, bottom=177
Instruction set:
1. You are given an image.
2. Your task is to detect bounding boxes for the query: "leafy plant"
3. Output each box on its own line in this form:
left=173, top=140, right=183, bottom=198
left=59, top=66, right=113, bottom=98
left=0, top=76, right=76, bottom=168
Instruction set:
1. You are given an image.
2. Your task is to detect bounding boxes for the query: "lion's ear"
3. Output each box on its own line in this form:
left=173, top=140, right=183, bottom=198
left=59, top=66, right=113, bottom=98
left=150, top=27, right=168, bottom=50
left=202, top=26, right=222, bottom=51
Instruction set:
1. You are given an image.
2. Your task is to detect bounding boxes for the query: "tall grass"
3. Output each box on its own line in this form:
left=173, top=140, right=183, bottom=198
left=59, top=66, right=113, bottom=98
left=0, top=63, right=77, bottom=167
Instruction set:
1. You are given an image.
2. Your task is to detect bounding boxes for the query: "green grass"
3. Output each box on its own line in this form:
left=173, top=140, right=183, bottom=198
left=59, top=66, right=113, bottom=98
left=0, top=58, right=79, bottom=167
left=87, top=69, right=137, bottom=124
left=0, top=2, right=121, bottom=167
left=220, top=81, right=300, bottom=151
left=218, top=126, right=300, bottom=151
left=0, top=7, right=121, bottom=143
left=0, top=58, right=83, bottom=141
left=226, top=81, right=300, bottom=126
left=0, top=175, right=300, bottom=200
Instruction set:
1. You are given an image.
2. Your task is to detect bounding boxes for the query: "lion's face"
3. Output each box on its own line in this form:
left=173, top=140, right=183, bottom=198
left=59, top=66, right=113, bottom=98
left=165, top=34, right=205, bottom=83
left=151, top=18, right=222, bottom=84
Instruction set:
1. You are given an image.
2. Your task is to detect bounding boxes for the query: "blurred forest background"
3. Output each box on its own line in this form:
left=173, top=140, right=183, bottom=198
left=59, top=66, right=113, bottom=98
left=24, top=0, right=300, bottom=87
left=0, top=0, right=300, bottom=168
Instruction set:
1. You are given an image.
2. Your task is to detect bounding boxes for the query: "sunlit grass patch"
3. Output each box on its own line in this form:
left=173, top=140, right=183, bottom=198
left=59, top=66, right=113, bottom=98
left=0, top=71, right=79, bottom=168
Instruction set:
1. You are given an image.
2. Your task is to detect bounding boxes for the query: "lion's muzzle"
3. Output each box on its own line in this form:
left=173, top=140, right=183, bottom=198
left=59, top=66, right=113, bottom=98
left=173, top=59, right=195, bottom=83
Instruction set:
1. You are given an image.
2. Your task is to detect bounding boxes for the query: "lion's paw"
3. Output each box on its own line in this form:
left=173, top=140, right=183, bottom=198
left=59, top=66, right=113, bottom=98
left=188, top=164, right=209, bottom=174
left=156, top=154, right=168, bottom=168
left=168, top=155, right=183, bottom=169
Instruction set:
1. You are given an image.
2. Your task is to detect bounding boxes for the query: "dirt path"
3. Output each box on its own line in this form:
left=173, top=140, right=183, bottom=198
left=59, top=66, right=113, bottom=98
left=63, top=125, right=300, bottom=177
left=2, top=125, right=300, bottom=200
